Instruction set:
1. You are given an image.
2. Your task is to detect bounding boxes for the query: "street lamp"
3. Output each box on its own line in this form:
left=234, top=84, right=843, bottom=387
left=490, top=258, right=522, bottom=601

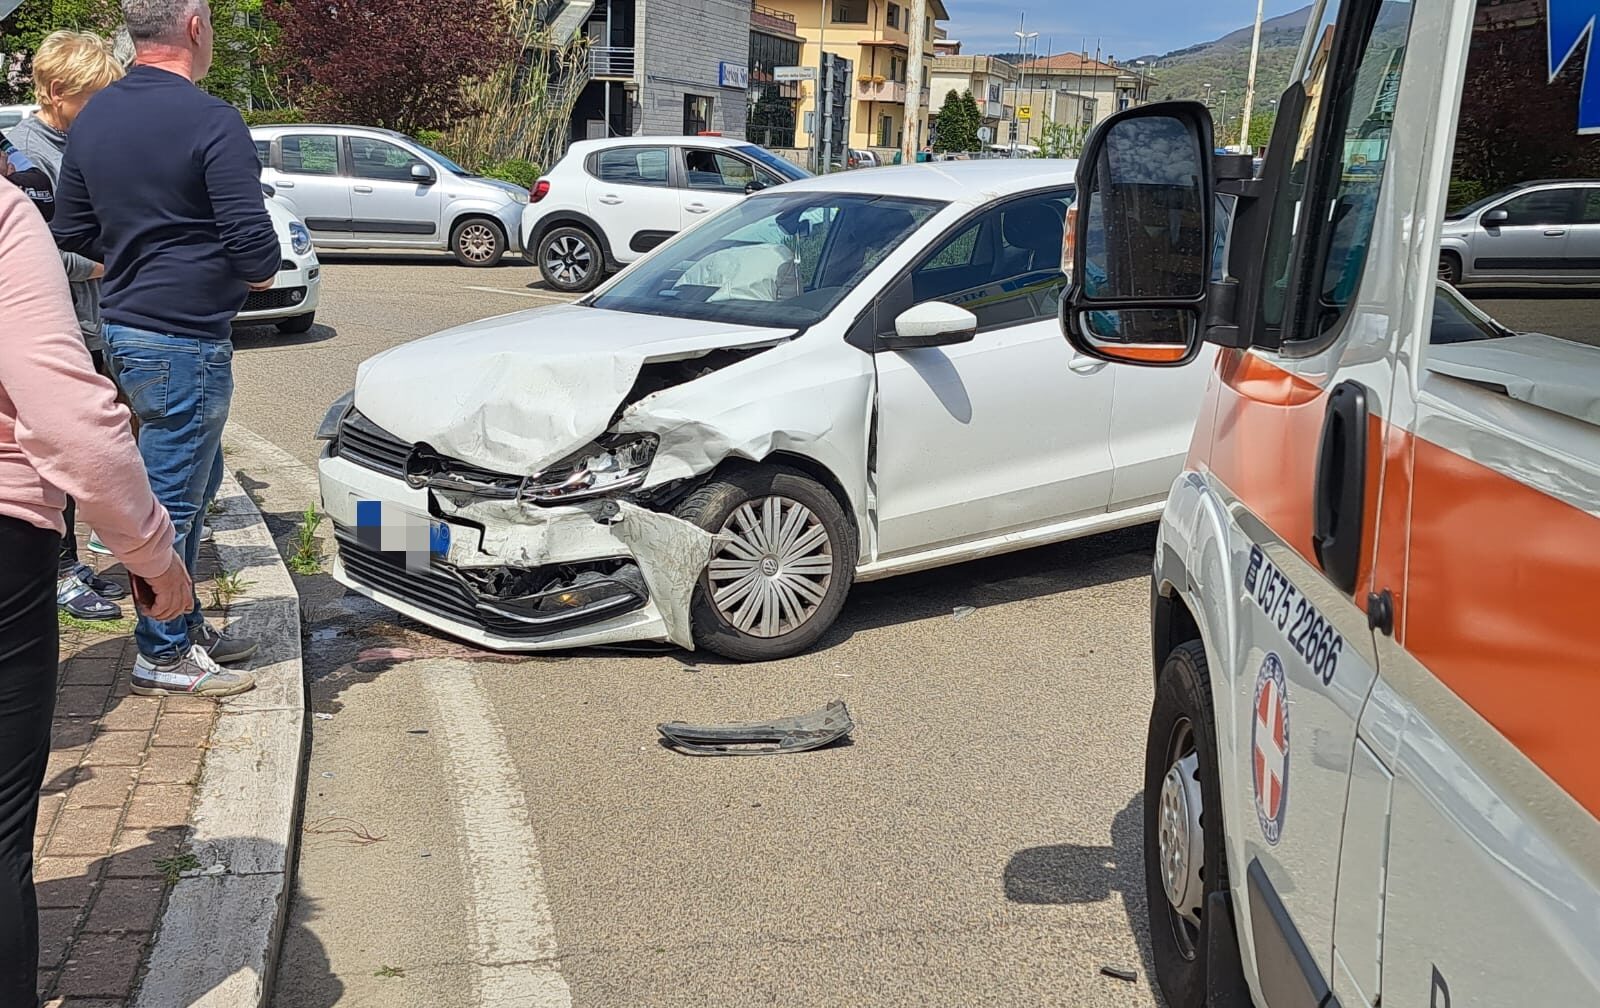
left=1134, top=59, right=1148, bottom=106
left=1202, top=82, right=1213, bottom=108
left=1013, top=20, right=1039, bottom=152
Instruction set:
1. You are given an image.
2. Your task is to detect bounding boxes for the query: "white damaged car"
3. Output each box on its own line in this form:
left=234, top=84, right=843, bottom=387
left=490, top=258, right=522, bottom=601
left=315, top=161, right=1211, bottom=660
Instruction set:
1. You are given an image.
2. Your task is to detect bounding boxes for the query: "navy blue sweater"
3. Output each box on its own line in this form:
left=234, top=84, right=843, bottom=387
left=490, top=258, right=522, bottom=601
left=52, top=66, right=281, bottom=340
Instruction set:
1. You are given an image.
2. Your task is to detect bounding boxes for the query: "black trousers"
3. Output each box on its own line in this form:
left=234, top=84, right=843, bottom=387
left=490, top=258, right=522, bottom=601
left=0, top=516, right=59, bottom=1008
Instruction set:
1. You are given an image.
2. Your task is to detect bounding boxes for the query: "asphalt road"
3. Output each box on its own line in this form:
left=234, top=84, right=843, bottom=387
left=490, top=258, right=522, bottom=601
left=229, top=251, right=1169, bottom=1007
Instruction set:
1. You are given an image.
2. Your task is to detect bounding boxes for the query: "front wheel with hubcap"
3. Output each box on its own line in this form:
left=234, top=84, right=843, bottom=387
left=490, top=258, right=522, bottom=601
left=1439, top=251, right=1462, bottom=286
left=1145, top=640, right=1241, bottom=1008
left=451, top=218, right=506, bottom=267
left=538, top=226, right=605, bottom=292
left=675, top=466, right=857, bottom=662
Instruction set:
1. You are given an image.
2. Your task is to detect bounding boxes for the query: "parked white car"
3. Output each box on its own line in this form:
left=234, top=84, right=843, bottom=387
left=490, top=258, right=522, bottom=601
left=521, top=135, right=811, bottom=293
left=0, top=104, right=40, bottom=130
left=316, top=161, right=1211, bottom=660
left=250, top=124, right=529, bottom=267
left=235, top=188, right=321, bottom=334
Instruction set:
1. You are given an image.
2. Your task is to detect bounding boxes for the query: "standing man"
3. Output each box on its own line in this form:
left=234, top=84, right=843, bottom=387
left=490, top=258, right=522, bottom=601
left=10, top=31, right=130, bottom=622
left=53, top=0, right=279, bottom=696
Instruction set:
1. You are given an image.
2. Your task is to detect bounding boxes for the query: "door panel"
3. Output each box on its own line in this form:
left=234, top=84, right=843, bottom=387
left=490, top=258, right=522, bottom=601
left=274, top=134, right=351, bottom=236
left=345, top=135, right=443, bottom=245
left=1105, top=349, right=1215, bottom=509
left=679, top=147, right=756, bottom=224
left=873, top=189, right=1114, bottom=558
left=587, top=145, right=678, bottom=262
left=1467, top=188, right=1578, bottom=281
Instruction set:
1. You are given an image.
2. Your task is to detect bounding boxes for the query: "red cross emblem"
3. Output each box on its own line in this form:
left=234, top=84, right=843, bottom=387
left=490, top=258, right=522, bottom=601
left=1251, top=653, right=1290, bottom=845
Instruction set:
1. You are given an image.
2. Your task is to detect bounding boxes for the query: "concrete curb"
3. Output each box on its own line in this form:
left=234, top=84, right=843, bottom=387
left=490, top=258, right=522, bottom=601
left=132, top=465, right=306, bottom=1008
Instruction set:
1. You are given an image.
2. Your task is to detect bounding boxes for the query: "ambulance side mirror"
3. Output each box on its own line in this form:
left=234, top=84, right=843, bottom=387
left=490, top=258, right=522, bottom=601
left=1059, top=101, right=1215, bottom=367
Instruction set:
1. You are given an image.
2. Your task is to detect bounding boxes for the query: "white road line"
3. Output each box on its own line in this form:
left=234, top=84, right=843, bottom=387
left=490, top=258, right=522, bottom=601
left=462, top=285, right=570, bottom=301
left=426, top=664, right=572, bottom=1007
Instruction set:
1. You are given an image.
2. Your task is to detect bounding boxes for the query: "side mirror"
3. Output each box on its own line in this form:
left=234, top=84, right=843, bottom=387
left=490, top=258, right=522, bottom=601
left=880, top=301, right=978, bottom=351
left=744, top=178, right=766, bottom=195
left=1481, top=208, right=1509, bottom=227
left=260, top=183, right=276, bottom=198
left=1059, top=101, right=1214, bottom=367
left=411, top=163, right=437, bottom=185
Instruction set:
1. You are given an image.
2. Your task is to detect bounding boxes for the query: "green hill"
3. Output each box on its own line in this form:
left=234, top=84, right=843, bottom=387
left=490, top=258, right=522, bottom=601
left=1131, top=5, right=1312, bottom=132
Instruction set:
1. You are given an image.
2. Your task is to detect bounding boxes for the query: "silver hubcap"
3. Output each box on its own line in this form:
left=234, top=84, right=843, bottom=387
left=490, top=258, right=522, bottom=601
left=1158, top=750, right=1206, bottom=929
left=708, top=496, right=833, bottom=638
left=459, top=223, right=498, bottom=263
left=544, top=235, right=593, bottom=286
left=1438, top=256, right=1453, bottom=281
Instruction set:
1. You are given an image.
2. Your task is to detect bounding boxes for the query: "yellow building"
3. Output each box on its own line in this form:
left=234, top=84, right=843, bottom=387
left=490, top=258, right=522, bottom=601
left=765, top=0, right=950, bottom=159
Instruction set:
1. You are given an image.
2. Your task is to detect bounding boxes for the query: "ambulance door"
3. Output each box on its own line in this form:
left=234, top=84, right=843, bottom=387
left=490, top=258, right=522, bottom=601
left=1364, top=1, right=1600, bottom=1004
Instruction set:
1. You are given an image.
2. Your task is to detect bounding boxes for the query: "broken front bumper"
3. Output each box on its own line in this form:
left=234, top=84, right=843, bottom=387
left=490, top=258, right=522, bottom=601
left=318, top=450, right=715, bottom=651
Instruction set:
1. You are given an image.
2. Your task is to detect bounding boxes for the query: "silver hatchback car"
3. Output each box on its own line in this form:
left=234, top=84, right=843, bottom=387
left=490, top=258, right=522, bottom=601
left=250, top=124, right=529, bottom=267
left=1439, top=179, right=1600, bottom=286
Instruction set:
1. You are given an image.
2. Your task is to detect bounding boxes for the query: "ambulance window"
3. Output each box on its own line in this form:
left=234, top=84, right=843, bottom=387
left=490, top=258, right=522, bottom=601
left=1423, top=1, right=1600, bottom=429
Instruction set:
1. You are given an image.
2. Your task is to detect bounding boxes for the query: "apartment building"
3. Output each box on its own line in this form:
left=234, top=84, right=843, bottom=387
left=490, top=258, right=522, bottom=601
left=765, top=0, right=950, bottom=156
left=930, top=52, right=1017, bottom=142
left=748, top=3, right=806, bottom=147
left=1012, top=52, right=1153, bottom=133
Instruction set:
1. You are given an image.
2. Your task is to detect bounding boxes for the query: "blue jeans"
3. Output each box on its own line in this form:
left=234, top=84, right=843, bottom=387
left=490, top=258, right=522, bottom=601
left=104, top=325, right=232, bottom=663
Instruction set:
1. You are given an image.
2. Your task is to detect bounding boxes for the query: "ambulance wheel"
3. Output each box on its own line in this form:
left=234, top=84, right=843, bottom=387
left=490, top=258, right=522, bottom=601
left=677, top=465, right=856, bottom=662
left=1145, top=640, right=1239, bottom=1008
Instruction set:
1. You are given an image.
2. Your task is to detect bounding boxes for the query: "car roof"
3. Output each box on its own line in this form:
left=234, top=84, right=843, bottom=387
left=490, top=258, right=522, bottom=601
left=562, top=135, right=756, bottom=157
left=770, top=159, right=1078, bottom=206
left=249, top=124, right=412, bottom=140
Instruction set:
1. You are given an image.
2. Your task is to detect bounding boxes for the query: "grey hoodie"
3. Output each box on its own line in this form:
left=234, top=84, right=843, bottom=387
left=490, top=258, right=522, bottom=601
left=8, top=113, right=103, bottom=350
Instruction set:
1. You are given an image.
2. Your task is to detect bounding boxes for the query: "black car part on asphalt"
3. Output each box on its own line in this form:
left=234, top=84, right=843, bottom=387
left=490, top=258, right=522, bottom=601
left=657, top=700, right=854, bottom=756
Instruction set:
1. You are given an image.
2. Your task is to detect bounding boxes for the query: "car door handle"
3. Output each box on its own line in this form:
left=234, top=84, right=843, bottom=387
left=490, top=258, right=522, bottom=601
left=1311, top=379, right=1370, bottom=596
left=1068, top=355, right=1108, bottom=374
left=1544, top=229, right=1567, bottom=237
left=354, top=185, right=374, bottom=194
left=598, top=194, right=623, bottom=205
left=686, top=203, right=711, bottom=214
left=276, top=180, right=295, bottom=189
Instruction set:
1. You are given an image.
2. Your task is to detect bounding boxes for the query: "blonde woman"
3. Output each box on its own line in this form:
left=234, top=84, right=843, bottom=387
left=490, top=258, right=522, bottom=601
left=8, top=30, right=128, bottom=619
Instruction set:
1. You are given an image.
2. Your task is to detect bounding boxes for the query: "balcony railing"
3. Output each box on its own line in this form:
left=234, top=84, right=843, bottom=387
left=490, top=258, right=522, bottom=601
left=751, top=2, right=798, bottom=33
left=589, top=46, right=636, bottom=78
left=855, top=78, right=907, bottom=102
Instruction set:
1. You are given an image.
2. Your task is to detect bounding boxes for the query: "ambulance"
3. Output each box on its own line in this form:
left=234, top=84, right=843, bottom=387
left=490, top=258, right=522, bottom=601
left=1057, top=1, right=1600, bottom=1006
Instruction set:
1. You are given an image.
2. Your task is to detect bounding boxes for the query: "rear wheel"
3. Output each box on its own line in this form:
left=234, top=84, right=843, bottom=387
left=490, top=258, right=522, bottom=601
left=1439, top=250, right=1463, bottom=285
left=451, top=217, right=506, bottom=267
left=1145, top=640, right=1240, bottom=1008
left=538, top=225, right=605, bottom=292
left=675, top=466, right=856, bottom=662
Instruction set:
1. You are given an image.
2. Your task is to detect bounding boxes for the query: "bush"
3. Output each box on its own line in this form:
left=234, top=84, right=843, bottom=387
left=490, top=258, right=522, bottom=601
left=242, top=106, right=304, bottom=127
left=479, top=159, right=541, bottom=189
left=1448, top=177, right=1489, bottom=213
left=414, top=129, right=447, bottom=150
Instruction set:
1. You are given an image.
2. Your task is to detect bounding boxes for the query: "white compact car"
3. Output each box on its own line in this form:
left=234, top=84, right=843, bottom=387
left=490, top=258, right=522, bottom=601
left=251, top=124, right=529, bottom=267
left=235, top=189, right=322, bottom=334
left=521, top=135, right=811, bottom=293
left=0, top=104, right=40, bottom=130
left=317, top=160, right=1212, bottom=661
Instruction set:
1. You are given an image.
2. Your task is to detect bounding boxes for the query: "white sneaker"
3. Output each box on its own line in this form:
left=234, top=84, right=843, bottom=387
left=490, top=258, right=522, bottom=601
left=87, top=530, right=112, bottom=555
left=200, top=523, right=214, bottom=543
left=130, top=646, right=256, bottom=697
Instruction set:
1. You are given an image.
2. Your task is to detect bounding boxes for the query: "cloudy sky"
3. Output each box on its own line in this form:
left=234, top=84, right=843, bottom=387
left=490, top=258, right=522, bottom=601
left=942, top=0, right=1308, bottom=60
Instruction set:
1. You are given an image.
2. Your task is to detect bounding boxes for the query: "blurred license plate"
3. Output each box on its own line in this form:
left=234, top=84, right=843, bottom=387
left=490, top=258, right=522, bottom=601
left=354, top=500, right=450, bottom=568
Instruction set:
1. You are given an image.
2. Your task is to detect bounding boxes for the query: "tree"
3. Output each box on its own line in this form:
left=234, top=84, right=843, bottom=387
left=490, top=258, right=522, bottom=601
left=1246, top=109, right=1275, bottom=150
left=960, top=88, right=982, bottom=145
left=266, top=0, right=514, bottom=134
left=1035, top=118, right=1086, bottom=158
left=934, top=87, right=979, bottom=153
left=0, top=0, right=121, bottom=101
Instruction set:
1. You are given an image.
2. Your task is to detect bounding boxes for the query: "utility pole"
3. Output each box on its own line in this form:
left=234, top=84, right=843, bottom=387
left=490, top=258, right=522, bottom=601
left=815, top=0, right=828, bottom=171
left=1239, top=0, right=1266, bottom=154
left=902, top=0, right=929, bottom=164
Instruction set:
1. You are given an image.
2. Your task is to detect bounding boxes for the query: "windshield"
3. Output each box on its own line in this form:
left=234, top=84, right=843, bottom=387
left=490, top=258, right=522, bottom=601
left=737, top=145, right=811, bottom=183
left=590, top=191, right=941, bottom=328
left=407, top=138, right=471, bottom=176
left=1446, top=189, right=1512, bottom=221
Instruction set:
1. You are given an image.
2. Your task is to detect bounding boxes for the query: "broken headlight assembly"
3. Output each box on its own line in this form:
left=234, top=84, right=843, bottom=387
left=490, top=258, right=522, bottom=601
left=520, top=433, right=659, bottom=505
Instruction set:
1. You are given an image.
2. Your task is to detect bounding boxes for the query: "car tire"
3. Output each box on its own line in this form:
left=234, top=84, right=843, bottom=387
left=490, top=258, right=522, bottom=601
left=275, top=312, right=315, bottom=334
left=451, top=217, right=506, bottom=268
left=538, top=225, right=606, bottom=293
left=1439, top=251, right=1463, bottom=286
left=675, top=465, right=857, bottom=662
left=1145, top=640, right=1240, bottom=1008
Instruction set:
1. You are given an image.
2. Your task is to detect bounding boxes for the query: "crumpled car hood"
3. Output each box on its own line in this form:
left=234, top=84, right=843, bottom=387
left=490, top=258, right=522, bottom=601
left=353, top=303, right=793, bottom=475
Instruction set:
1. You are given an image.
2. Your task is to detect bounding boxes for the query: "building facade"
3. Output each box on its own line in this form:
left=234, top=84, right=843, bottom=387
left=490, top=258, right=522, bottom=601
left=765, top=0, right=949, bottom=158
left=930, top=53, right=1017, bottom=143
left=748, top=3, right=805, bottom=147
left=1012, top=52, right=1154, bottom=134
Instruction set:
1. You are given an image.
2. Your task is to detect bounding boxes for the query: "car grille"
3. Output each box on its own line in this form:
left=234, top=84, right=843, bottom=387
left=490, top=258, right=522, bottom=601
left=335, top=410, right=411, bottom=479
left=334, top=526, right=647, bottom=639
left=243, top=286, right=307, bottom=312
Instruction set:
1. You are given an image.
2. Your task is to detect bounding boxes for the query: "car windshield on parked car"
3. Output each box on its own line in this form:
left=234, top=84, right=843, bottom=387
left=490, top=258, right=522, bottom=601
left=589, top=191, right=941, bottom=328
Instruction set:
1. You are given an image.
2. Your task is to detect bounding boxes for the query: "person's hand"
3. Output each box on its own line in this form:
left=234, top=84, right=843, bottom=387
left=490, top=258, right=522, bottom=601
left=0, top=151, right=11, bottom=179
left=247, top=277, right=275, bottom=291
left=89, top=262, right=105, bottom=280
left=131, top=549, right=193, bottom=621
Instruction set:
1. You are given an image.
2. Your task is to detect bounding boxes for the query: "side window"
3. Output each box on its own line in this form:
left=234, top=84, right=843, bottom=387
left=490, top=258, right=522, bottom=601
left=1582, top=189, right=1600, bottom=225
left=591, top=146, right=670, bottom=187
left=892, top=191, right=1070, bottom=332
left=1498, top=189, right=1580, bottom=227
left=280, top=134, right=340, bottom=176
left=253, top=139, right=270, bottom=169
left=683, top=150, right=755, bottom=192
left=348, top=137, right=425, bottom=183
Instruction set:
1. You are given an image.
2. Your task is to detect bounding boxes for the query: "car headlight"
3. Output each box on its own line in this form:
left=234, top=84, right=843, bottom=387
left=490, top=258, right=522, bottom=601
left=520, top=434, right=658, bottom=504
left=315, top=391, right=354, bottom=441
left=289, top=221, right=313, bottom=256
left=510, top=189, right=530, bottom=205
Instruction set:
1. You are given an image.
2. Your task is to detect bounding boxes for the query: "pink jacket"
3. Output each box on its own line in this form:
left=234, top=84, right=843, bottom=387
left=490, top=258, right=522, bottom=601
left=0, top=182, right=174, bottom=578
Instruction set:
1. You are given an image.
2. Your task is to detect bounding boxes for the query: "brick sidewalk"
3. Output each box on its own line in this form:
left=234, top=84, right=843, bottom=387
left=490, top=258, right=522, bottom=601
left=36, top=542, right=227, bottom=1008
